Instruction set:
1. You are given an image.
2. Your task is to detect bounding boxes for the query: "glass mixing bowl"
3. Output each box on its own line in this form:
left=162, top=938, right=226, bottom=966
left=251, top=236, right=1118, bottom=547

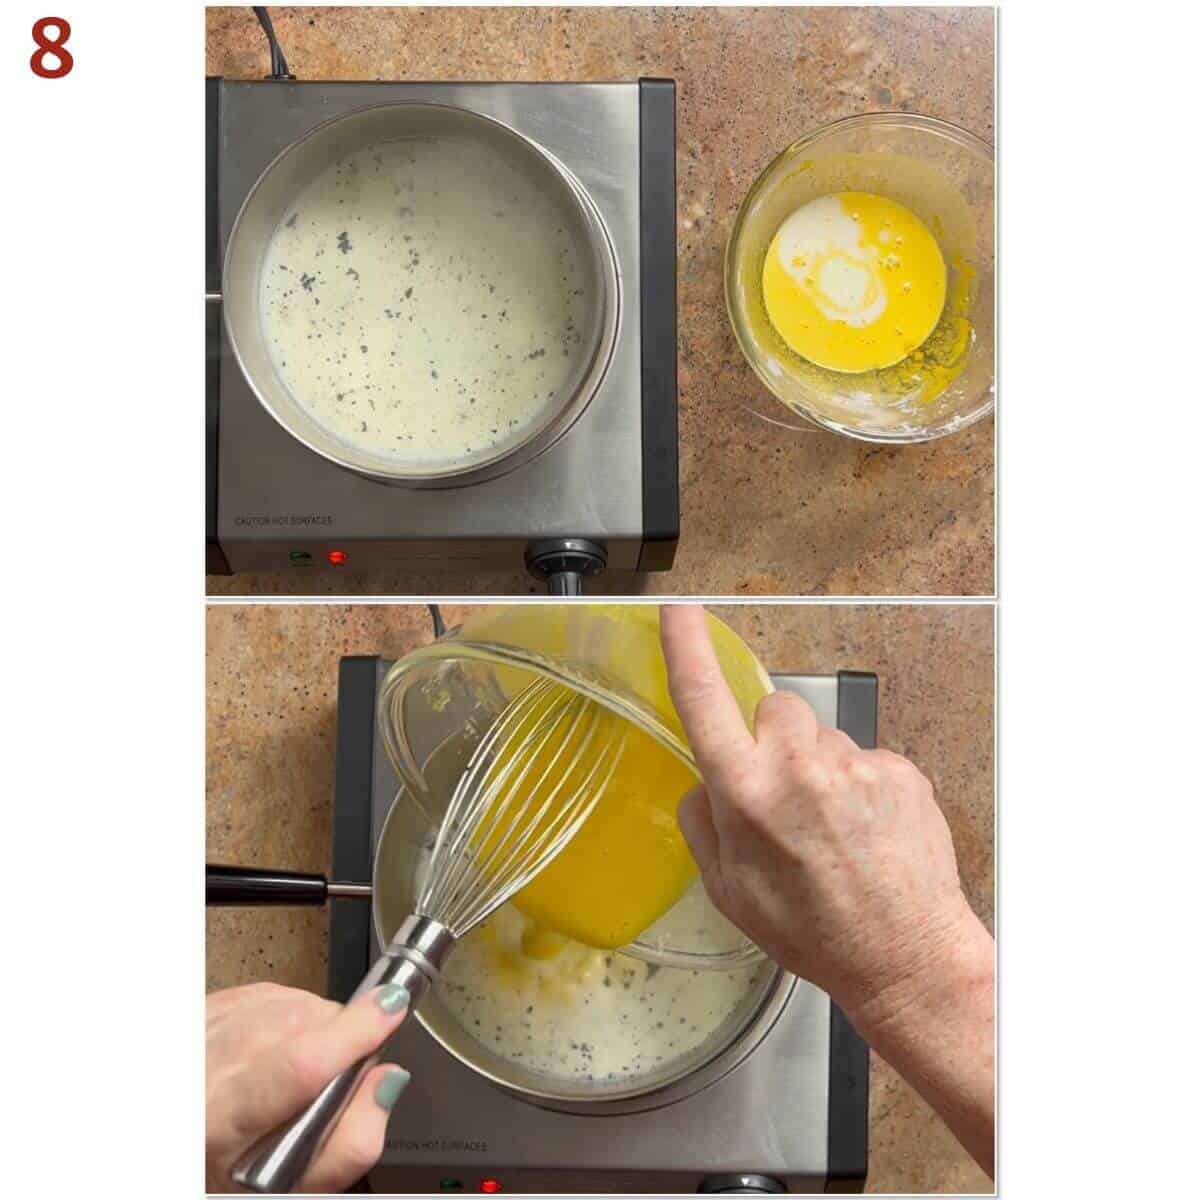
left=378, top=605, right=773, bottom=970
left=726, top=112, right=994, bottom=442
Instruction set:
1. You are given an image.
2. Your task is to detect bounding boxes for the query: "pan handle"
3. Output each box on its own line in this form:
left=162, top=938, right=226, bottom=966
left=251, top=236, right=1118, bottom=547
left=206, top=864, right=331, bottom=906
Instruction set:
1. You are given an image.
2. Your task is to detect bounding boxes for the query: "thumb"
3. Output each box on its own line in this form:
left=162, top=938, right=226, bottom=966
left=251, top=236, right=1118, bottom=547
left=677, top=785, right=718, bottom=866
left=678, top=785, right=727, bottom=908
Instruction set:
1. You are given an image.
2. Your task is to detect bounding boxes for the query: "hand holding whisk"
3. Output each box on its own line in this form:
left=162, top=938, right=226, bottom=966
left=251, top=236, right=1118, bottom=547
left=234, top=677, right=626, bottom=1193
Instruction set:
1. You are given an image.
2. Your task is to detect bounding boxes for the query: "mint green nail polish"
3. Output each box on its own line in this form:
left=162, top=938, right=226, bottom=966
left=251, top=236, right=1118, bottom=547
left=377, top=984, right=410, bottom=1014
left=375, top=1067, right=410, bottom=1111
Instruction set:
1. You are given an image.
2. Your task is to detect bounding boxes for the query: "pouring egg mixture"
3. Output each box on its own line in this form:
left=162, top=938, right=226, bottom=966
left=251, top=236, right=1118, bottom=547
left=478, top=689, right=701, bottom=953
left=762, top=191, right=947, bottom=374
left=438, top=684, right=755, bottom=1084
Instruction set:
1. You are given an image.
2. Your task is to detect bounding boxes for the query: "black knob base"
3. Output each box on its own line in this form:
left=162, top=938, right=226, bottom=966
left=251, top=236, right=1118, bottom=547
left=525, top=538, right=608, bottom=595
left=699, top=1175, right=786, bottom=1194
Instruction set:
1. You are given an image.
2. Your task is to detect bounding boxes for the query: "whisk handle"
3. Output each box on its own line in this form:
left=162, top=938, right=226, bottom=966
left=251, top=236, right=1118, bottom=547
left=232, top=916, right=454, bottom=1194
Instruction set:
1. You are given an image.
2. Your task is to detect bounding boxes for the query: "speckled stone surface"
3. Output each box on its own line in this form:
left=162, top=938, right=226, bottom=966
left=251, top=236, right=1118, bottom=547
left=206, top=601, right=993, bottom=1193
left=205, top=7, right=994, bottom=598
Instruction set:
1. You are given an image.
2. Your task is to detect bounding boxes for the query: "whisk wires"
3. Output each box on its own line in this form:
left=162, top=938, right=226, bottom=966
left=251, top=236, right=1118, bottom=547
left=418, top=678, right=626, bottom=935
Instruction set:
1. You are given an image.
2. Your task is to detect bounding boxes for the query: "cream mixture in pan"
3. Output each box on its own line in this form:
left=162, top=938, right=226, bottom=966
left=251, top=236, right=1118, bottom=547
left=259, top=135, right=593, bottom=470
left=434, top=904, right=767, bottom=1085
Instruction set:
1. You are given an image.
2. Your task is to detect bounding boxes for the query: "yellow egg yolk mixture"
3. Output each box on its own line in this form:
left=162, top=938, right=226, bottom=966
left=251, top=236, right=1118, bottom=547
left=478, top=687, right=700, bottom=953
left=762, top=191, right=947, bottom=374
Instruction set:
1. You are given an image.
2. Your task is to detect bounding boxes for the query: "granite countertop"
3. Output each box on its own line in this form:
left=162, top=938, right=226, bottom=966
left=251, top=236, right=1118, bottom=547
left=207, top=601, right=994, bottom=1193
left=205, top=6, right=995, bottom=598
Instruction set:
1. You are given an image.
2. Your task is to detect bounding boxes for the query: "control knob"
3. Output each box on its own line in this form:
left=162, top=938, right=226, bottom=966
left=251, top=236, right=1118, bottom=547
left=698, top=1175, right=786, bottom=1194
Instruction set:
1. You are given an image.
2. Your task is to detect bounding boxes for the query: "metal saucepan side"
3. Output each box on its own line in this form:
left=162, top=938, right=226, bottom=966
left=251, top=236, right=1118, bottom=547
left=222, top=101, right=621, bottom=488
left=206, top=777, right=790, bottom=1113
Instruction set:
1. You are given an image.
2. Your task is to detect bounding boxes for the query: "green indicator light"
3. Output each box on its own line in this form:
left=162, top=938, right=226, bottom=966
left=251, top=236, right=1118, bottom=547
left=288, top=550, right=313, bottom=564
left=438, top=1180, right=463, bottom=1190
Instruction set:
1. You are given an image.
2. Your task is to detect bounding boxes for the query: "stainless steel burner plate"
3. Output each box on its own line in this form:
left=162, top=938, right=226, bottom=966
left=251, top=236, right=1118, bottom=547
left=206, top=79, right=678, bottom=580
left=329, top=661, right=875, bottom=1193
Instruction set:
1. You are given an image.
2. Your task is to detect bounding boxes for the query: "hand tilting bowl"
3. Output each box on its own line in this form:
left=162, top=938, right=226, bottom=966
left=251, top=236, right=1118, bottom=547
left=726, top=112, right=994, bottom=442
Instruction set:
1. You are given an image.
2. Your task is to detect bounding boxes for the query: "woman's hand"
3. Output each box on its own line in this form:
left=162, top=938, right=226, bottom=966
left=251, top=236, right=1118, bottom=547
left=206, top=981, right=412, bottom=1193
left=660, top=605, right=994, bottom=1176
left=660, top=604, right=978, bottom=1016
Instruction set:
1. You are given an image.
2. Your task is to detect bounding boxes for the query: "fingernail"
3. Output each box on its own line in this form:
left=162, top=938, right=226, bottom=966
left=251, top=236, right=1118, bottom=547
left=374, top=1067, right=410, bottom=1111
left=376, top=984, right=410, bottom=1014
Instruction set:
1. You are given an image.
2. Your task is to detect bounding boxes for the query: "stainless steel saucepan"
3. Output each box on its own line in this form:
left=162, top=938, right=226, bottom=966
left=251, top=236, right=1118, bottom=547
left=223, top=101, right=621, bottom=488
left=207, top=771, right=790, bottom=1114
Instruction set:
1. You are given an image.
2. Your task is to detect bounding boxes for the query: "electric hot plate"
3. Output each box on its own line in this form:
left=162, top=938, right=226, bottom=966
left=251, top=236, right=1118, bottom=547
left=206, top=79, right=678, bottom=589
left=329, top=658, right=873, bottom=1194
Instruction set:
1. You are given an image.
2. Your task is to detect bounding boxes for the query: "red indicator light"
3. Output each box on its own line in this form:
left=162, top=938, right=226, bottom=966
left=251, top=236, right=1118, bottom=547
left=327, top=550, right=348, bottom=566
left=480, top=1182, right=502, bottom=1194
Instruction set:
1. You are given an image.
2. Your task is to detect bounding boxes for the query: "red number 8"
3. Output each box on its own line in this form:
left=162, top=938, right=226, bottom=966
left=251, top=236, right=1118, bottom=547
left=31, top=17, right=73, bottom=79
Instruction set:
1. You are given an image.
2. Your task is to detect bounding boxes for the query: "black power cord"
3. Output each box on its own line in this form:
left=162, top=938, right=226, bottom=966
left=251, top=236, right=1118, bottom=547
left=427, top=604, right=445, bottom=639
left=253, top=6, right=295, bottom=80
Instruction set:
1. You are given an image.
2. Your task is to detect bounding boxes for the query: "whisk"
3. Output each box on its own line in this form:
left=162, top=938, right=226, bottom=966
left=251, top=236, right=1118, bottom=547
left=234, top=677, right=627, bottom=1193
